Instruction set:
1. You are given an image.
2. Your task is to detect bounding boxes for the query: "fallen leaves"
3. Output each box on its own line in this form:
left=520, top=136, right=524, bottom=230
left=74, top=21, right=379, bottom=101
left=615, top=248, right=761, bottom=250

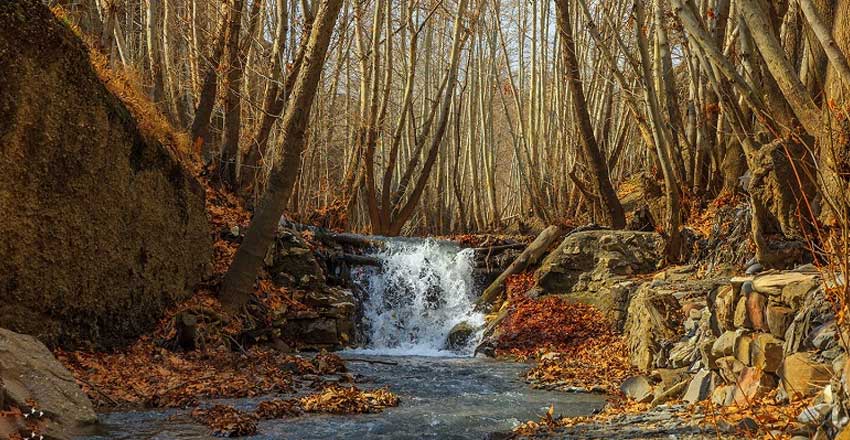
left=255, top=399, right=302, bottom=419
left=523, top=335, right=639, bottom=394
left=495, top=293, right=614, bottom=357
left=299, top=386, right=399, bottom=414
left=192, top=405, right=258, bottom=438
left=56, top=343, right=298, bottom=408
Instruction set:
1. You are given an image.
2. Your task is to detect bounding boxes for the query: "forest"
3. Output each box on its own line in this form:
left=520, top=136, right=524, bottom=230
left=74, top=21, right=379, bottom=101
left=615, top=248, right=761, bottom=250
left=1, top=0, right=850, bottom=438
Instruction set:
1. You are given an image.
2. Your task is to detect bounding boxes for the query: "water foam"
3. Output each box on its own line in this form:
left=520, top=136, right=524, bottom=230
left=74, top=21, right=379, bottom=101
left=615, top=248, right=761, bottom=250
left=348, top=238, right=484, bottom=357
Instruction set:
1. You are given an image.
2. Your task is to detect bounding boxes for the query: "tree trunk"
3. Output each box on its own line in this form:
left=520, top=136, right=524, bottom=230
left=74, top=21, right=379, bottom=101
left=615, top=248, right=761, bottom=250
left=219, top=0, right=344, bottom=312
left=554, top=0, right=625, bottom=229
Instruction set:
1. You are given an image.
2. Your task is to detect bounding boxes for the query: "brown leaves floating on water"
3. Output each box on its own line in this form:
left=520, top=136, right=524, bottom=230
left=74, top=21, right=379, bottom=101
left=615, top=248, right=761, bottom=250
left=255, top=399, right=302, bottom=419
left=300, top=386, right=399, bottom=414
left=192, top=405, right=258, bottom=437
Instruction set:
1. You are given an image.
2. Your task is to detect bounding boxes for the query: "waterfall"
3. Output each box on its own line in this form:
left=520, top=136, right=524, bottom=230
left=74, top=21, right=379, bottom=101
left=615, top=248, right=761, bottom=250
left=348, top=238, right=485, bottom=357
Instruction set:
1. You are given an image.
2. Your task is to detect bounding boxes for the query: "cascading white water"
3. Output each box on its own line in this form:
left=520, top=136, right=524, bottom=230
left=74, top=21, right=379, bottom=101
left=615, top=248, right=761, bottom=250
left=349, top=238, right=485, bottom=357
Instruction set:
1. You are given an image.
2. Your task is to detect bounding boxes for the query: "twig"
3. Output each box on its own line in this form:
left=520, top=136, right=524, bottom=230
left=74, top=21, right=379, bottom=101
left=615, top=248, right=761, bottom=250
left=75, top=377, right=120, bottom=407
left=344, top=358, right=399, bottom=366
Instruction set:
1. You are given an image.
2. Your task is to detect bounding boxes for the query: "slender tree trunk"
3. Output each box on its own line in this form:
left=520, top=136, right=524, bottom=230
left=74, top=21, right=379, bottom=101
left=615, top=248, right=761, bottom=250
left=555, top=0, right=625, bottom=229
left=220, top=0, right=344, bottom=312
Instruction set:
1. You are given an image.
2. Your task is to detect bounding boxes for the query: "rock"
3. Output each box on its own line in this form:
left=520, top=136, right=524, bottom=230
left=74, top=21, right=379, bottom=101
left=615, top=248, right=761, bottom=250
left=734, top=334, right=753, bottom=366
left=746, top=292, right=768, bottom=331
left=715, top=286, right=737, bottom=331
left=446, top=321, right=477, bottom=351
left=700, top=337, right=720, bottom=370
left=746, top=264, right=764, bottom=275
left=669, top=338, right=699, bottom=368
left=734, top=296, right=752, bottom=329
left=625, top=284, right=683, bottom=372
left=621, top=376, right=653, bottom=403
left=798, top=403, right=833, bottom=425
left=767, top=305, right=794, bottom=339
left=779, top=352, right=833, bottom=400
left=268, top=228, right=325, bottom=288
left=534, top=231, right=665, bottom=326
left=0, top=1, right=212, bottom=350
left=650, top=367, right=690, bottom=396
left=731, top=367, right=777, bottom=404
left=712, top=331, right=738, bottom=358
left=782, top=277, right=821, bottom=310
left=683, top=369, right=717, bottom=403
left=716, top=356, right=746, bottom=384
left=751, top=333, right=784, bottom=373
left=650, top=379, right=688, bottom=406
left=283, top=319, right=339, bottom=347
left=711, top=385, right=735, bottom=406
left=811, top=321, right=838, bottom=351
left=0, top=328, right=97, bottom=439
left=754, top=273, right=818, bottom=297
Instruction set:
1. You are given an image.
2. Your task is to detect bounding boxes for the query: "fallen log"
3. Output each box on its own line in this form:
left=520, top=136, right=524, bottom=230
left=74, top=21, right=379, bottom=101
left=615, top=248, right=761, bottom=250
left=471, top=243, right=527, bottom=253
left=330, top=253, right=382, bottom=268
left=474, top=225, right=566, bottom=312
left=279, top=220, right=382, bottom=249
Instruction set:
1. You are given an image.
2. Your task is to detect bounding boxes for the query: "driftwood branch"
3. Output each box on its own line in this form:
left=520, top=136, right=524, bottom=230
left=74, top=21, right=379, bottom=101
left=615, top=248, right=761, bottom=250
left=474, top=225, right=566, bottom=311
left=344, top=358, right=399, bottom=366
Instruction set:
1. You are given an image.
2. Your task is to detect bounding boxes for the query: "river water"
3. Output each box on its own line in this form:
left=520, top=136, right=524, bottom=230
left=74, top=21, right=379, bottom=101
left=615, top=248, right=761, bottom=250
left=84, top=355, right=605, bottom=439
left=80, top=239, right=606, bottom=439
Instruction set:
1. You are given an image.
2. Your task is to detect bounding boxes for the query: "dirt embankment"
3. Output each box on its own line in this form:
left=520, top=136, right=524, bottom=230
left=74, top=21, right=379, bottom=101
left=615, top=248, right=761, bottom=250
left=0, top=0, right=211, bottom=350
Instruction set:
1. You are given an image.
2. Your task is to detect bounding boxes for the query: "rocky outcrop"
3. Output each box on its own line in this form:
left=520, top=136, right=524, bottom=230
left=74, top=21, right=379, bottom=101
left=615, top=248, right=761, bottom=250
left=0, top=328, right=96, bottom=439
left=624, top=283, right=683, bottom=371
left=0, top=1, right=211, bottom=349
left=532, top=230, right=665, bottom=326
left=619, top=264, right=849, bottom=437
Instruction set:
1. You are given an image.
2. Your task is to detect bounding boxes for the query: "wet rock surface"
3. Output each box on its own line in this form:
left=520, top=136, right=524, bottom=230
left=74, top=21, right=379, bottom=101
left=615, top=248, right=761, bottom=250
left=0, top=328, right=96, bottom=439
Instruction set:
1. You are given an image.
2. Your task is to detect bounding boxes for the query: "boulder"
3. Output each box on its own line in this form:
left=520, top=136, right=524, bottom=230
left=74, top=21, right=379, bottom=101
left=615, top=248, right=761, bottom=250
left=767, top=305, right=794, bottom=339
left=0, top=328, right=96, bottom=439
left=753, top=273, right=818, bottom=297
left=625, top=284, right=682, bottom=371
left=446, top=321, right=477, bottom=351
left=779, top=352, right=833, bottom=400
left=621, top=376, right=653, bottom=403
left=0, top=1, right=211, bottom=349
left=533, top=231, right=665, bottom=326
left=751, top=333, right=784, bottom=373
left=683, top=369, right=718, bottom=403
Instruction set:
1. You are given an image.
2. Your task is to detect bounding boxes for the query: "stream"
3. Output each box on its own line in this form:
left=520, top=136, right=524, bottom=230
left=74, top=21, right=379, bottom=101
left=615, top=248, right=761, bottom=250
left=79, top=239, right=606, bottom=439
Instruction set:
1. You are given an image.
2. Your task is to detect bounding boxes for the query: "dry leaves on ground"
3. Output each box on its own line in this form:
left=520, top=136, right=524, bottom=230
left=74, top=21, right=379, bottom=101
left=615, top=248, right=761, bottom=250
left=300, top=386, right=399, bottom=414
left=192, top=405, right=258, bottom=438
left=56, top=344, right=302, bottom=408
